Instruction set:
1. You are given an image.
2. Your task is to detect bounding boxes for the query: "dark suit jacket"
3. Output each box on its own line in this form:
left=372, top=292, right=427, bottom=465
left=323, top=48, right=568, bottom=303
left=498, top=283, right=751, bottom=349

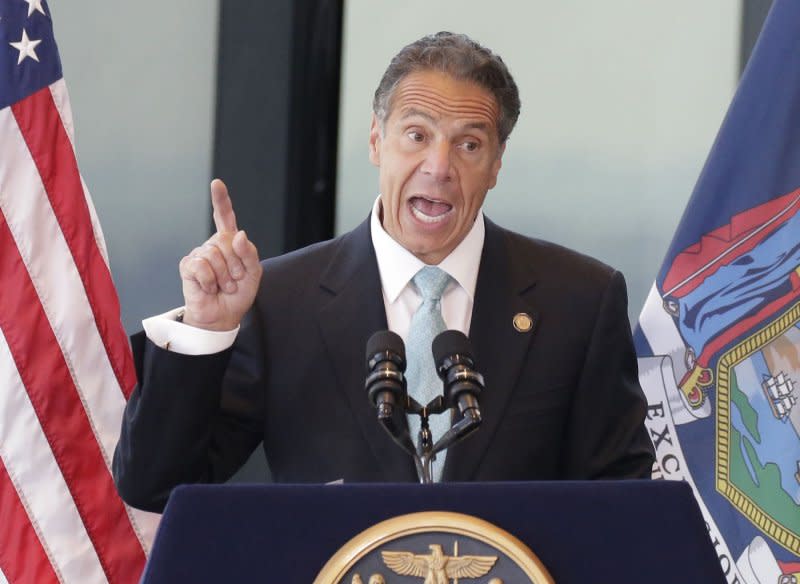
left=113, top=217, right=654, bottom=512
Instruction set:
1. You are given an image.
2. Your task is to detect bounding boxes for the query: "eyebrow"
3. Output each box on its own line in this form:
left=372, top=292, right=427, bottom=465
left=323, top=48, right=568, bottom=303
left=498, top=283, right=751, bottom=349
left=399, top=108, right=492, bottom=133
left=463, top=121, right=491, bottom=132
left=399, top=108, right=437, bottom=123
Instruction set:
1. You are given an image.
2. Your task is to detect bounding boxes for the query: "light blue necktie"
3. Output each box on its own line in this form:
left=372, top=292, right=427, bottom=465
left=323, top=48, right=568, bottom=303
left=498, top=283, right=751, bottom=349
left=406, top=266, right=452, bottom=482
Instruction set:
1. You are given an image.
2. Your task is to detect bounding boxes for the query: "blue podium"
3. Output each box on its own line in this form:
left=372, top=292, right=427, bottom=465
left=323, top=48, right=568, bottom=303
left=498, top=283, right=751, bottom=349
left=141, top=480, right=725, bottom=583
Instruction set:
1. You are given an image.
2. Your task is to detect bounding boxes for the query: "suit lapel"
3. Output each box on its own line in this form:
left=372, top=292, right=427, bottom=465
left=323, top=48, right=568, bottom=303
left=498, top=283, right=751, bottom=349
left=444, top=219, right=539, bottom=481
left=316, top=219, right=418, bottom=482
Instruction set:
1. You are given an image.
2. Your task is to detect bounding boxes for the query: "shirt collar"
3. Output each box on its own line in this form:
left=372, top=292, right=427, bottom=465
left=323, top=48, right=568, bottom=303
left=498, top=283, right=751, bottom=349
left=370, top=196, right=485, bottom=303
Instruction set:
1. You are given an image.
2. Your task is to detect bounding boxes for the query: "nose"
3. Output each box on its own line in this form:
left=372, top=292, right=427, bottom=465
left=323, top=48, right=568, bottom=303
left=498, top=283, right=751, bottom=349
left=420, top=140, right=453, bottom=183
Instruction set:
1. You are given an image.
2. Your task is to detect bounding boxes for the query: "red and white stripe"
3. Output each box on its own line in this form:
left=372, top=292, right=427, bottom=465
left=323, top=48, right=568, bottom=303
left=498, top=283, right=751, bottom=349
left=0, top=80, right=159, bottom=584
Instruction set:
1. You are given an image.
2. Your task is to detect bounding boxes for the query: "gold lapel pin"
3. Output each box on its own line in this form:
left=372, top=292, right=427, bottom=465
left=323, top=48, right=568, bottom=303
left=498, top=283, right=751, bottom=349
left=513, top=312, right=534, bottom=333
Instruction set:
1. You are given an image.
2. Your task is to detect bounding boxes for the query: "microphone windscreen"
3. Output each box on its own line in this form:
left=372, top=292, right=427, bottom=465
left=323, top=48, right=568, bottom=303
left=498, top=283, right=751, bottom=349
left=366, top=330, right=405, bottom=362
left=432, top=330, right=474, bottom=367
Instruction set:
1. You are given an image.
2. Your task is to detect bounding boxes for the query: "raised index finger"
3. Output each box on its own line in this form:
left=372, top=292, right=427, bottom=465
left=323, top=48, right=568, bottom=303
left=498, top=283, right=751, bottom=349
left=210, top=178, right=238, bottom=234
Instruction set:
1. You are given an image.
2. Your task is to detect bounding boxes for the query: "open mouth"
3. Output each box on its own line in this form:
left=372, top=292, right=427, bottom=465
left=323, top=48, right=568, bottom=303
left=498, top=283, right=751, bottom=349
left=409, top=196, right=453, bottom=224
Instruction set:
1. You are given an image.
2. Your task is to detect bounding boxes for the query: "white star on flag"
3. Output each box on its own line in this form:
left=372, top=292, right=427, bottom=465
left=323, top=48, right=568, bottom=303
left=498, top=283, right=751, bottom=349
left=24, top=0, right=47, bottom=17
left=9, top=28, right=42, bottom=64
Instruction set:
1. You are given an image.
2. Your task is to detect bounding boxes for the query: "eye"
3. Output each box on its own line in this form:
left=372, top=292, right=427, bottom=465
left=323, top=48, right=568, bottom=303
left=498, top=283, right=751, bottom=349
left=407, top=131, right=425, bottom=143
left=461, top=140, right=479, bottom=152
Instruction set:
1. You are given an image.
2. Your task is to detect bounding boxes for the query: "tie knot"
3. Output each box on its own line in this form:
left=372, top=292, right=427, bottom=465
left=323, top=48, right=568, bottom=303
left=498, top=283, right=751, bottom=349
left=413, top=266, right=451, bottom=301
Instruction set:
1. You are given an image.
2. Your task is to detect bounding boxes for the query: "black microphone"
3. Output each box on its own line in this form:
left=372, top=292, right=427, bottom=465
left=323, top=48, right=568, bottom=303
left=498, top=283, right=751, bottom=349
left=365, top=331, right=407, bottom=419
left=432, top=330, right=484, bottom=420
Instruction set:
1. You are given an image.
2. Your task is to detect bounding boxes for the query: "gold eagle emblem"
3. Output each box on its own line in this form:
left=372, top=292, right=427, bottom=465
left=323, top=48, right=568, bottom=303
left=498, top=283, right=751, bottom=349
left=381, top=543, right=497, bottom=584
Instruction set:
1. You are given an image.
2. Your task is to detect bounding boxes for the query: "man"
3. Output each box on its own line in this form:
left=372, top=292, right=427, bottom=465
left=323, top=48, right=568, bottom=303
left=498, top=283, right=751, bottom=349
left=114, top=32, right=654, bottom=513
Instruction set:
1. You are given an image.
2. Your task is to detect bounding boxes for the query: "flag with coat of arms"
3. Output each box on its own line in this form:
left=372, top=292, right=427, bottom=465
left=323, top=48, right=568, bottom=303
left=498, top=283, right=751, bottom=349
left=635, top=0, right=800, bottom=581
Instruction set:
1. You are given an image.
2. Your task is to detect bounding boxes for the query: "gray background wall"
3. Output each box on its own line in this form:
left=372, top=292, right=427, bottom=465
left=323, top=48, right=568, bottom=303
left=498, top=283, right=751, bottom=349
left=336, top=0, right=741, bottom=323
left=52, top=1, right=744, bottom=331
left=50, top=0, right=218, bottom=333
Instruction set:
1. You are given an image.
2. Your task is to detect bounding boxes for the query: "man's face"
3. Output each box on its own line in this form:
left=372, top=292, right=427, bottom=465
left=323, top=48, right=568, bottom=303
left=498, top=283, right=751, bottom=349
left=369, top=70, right=505, bottom=264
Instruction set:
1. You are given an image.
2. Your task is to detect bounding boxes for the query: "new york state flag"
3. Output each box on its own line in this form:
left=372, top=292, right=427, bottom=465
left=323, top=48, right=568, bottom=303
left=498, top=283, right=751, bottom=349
left=635, top=0, right=800, bottom=581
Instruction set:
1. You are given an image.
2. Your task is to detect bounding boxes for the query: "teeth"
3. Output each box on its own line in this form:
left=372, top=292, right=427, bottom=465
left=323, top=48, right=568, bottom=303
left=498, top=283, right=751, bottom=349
left=411, top=203, right=452, bottom=223
left=410, top=196, right=453, bottom=224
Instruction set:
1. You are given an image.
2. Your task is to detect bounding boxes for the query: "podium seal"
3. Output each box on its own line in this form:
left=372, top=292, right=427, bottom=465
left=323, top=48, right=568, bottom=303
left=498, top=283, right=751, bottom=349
left=313, top=511, right=554, bottom=584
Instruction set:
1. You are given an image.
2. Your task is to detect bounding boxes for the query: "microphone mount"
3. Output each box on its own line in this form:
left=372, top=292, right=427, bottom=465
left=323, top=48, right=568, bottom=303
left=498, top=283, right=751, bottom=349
left=365, top=330, right=484, bottom=484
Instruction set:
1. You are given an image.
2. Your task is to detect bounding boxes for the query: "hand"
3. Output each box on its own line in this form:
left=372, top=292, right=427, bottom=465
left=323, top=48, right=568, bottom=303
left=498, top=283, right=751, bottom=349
left=178, top=179, right=262, bottom=331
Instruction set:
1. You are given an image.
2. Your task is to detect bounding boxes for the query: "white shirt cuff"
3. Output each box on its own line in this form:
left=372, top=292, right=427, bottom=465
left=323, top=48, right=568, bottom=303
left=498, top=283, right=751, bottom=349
left=142, top=307, right=239, bottom=355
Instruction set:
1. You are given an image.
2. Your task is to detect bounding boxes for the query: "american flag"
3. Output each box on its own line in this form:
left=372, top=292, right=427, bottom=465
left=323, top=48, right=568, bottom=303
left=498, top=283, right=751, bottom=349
left=0, top=1, right=158, bottom=582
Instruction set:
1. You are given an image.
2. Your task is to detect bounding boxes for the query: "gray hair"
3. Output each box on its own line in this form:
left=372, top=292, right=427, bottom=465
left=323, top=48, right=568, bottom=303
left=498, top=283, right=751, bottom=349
left=372, top=32, right=521, bottom=143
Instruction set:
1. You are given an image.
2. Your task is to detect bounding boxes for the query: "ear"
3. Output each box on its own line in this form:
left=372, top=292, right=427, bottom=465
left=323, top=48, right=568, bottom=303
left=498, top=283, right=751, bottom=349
left=487, top=141, right=506, bottom=190
left=368, top=113, right=382, bottom=167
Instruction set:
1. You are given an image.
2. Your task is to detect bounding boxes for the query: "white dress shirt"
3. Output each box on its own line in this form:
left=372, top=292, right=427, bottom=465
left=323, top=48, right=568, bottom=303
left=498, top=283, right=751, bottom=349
left=369, top=197, right=484, bottom=343
left=143, top=196, right=485, bottom=353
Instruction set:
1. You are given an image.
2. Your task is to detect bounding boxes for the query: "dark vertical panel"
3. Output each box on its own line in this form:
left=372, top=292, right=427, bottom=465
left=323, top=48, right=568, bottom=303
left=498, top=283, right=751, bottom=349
left=284, top=0, right=343, bottom=251
left=740, top=0, right=773, bottom=74
left=212, top=0, right=293, bottom=259
left=212, top=0, right=341, bottom=256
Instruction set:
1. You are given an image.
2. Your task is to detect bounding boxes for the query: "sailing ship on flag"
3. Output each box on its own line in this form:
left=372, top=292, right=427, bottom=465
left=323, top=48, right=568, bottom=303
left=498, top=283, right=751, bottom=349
left=762, top=372, right=796, bottom=421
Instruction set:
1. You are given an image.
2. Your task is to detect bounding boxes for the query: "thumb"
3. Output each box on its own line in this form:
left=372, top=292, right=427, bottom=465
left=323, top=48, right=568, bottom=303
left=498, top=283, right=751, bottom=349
left=233, top=230, right=261, bottom=274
